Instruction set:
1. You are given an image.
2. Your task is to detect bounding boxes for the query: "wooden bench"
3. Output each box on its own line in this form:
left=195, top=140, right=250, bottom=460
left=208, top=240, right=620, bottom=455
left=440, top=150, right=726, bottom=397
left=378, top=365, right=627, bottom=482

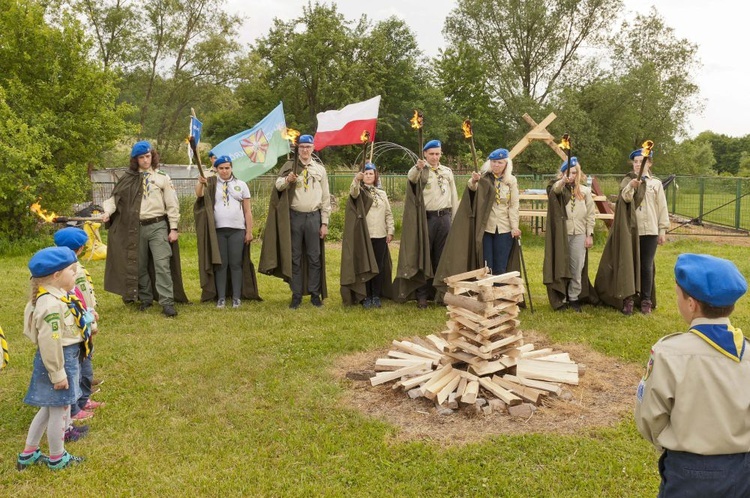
left=518, top=193, right=615, bottom=220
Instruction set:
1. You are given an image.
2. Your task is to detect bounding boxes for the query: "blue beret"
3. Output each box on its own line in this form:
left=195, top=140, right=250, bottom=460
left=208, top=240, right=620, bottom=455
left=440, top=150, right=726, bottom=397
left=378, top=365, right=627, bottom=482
left=208, top=151, right=216, bottom=158
left=488, top=148, right=509, bottom=160
left=131, top=140, right=152, bottom=158
left=560, top=156, right=579, bottom=172
left=364, top=162, right=376, bottom=171
left=54, top=227, right=89, bottom=251
left=29, top=247, right=78, bottom=278
left=214, top=155, right=232, bottom=167
left=629, top=148, right=655, bottom=160
left=423, top=139, right=441, bottom=151
left=299, top=135, right=314, bottom=145
left=675, top=254, right=747, bottom=307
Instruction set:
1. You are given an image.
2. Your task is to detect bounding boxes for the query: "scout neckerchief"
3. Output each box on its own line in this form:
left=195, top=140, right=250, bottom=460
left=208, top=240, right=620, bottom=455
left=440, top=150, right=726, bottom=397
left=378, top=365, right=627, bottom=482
left=430, top=165, right=446, bottom=194
left=0, top=325, right=8, bottom=369
left=221, top=178, right=230, bottom=206
left=493, top=174, right=503, bottom=205
left=364, top=184, right=380, bottom=207
left=689, top=323, right=746, bottom=362
left=301, top=167, right=310, bottom=191
left=38, top=286, right=94, bottom=358
left=141, top=170, right=151, bottom=199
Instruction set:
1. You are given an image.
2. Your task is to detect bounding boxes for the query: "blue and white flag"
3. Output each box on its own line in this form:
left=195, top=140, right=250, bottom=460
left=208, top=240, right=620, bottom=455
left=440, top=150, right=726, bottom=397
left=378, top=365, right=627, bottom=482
left=188, top=115, right=203, bottom=164
left=210, top=102, right=290, bottom=182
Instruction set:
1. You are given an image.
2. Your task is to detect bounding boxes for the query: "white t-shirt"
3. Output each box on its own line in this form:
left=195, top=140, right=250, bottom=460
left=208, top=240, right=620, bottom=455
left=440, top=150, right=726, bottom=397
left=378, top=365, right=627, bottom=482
left=213, top=177, right=251, bottom=229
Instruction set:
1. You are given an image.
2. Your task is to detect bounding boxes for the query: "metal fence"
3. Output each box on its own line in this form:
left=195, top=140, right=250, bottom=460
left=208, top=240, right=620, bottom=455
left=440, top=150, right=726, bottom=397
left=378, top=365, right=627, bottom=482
left=91, top=173, right=750, bottom=234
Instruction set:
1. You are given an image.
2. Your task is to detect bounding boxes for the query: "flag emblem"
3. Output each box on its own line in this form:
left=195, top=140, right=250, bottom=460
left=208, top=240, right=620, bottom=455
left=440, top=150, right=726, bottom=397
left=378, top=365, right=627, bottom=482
left=241, top=129, right=270, bottom=163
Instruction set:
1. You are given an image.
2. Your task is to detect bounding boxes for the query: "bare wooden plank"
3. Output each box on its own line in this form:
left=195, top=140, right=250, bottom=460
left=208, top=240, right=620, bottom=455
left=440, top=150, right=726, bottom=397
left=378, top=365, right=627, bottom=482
left=455, top=376, right=468, bottom=398
left=426, top=334, right=450, bottom=352
left=453, top=338, right=495, bottom=360
left=480, top=312, right=519, bottom=328
left=436, top=372, right=463, bottom=405
left=476, top=271, right=521, bottom=286
left=520, top=348, right=555, bottom=359
left=443, top=350, right=482, bottom=366
left=478, top=377, right=523, bottom=406
left=503, top=374, right=563, bottom=396
left=444, top=267, right=490, bottom=284
left=424, top=370, right=461, bottom=400
left=491, top=375, right=545, bottom=405
left=453, top=315, right=484, bottom=333
left=370, top=363, right=432, bottom=386
left=387, top=351, right=440, bottom=365
left=517, top=359, right=579, bottom=385
left=460, top=380, right=479, bottom=404
left=419, top=364, right=455, bottom=395
left=536, top=353, right=573, bottom=363
left=375, top=358, right=434, bottom=369
left=468, top=360, right=508, bottom=377
left=479, top=333, right=524, bottom=353
left=397, top=369, right=440, bottom=390
left=447, top=305, right=488, bottom=325
left=392, top=340, right=443, bottom=360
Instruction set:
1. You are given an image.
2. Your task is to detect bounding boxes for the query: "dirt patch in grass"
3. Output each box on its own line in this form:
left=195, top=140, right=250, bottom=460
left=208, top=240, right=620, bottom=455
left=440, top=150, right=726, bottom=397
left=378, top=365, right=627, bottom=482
left=330, top=329, right=643, bottom=445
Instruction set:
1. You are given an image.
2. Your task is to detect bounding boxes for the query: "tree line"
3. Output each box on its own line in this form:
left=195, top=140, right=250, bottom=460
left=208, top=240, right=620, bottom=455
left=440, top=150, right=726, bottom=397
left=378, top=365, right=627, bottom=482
left=1, top=0, right=748, bottom=240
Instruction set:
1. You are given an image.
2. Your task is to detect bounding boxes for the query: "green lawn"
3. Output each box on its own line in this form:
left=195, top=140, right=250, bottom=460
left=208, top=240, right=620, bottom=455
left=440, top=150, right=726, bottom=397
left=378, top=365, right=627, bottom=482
left=1, top=234, right=749, bottom=496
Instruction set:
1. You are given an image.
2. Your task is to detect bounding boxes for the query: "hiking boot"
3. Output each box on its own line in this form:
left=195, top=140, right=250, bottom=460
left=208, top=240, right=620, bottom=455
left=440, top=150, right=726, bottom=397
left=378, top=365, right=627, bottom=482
left=372, top=297, right=382, bottom=308
left=641, top=299, right=653, bottom=315
left=83, top=400, right=104, bottom=410
left=362, top=297, right=372, bottom=309
left=64, top=425, right=89, bottom=442
left=310, top=294, right=323, bottom=308
left=289, top=296, right=302, bottom=310
left=216, top=298, right=226, bottom=309
left=139, top=301, right=153, bottom=312
left=91, top=378, right=104, bottom=387
left=622, top=297, right=634, bottom=316
left=417, top=299, right=428, bottom=309
left=569, top=300, right=582, bottom=313
left=162, top=305, right=177, bottom=318
left=16, top=448, right=48, bottom=471
left=71, top=409, right=93, bottom=421
left=47, top=451, right=84, bottom=470
left=232, top=298, right=241, bottom=309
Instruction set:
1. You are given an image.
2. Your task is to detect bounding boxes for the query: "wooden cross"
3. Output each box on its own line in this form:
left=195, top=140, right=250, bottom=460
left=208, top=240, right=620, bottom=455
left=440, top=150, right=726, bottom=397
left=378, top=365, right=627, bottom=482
left=508, top=113, right=568, bottom=162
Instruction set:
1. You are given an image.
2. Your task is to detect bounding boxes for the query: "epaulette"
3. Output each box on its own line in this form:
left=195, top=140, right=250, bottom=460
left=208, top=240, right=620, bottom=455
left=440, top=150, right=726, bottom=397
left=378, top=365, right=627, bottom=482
left=157, top=170, right=167, bottom=175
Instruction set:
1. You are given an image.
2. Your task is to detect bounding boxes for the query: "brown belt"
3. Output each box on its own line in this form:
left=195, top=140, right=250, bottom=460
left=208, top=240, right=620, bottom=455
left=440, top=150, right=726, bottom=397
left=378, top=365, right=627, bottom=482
left=140, top=215, right=167, bottom=226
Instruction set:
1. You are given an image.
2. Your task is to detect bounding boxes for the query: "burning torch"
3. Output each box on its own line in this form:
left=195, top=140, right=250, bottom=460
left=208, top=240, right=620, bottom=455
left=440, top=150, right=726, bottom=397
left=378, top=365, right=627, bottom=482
left=283, top=128, right=301, bottom=175
left=636, top=140, right=654, bottom=182
left=360, top=130, right=370, bottom=172
left=558, top=133, right=572, bottom=178
left=410, top=110, right=424, bottom=159
left=462, top=119, right=479, bottom=172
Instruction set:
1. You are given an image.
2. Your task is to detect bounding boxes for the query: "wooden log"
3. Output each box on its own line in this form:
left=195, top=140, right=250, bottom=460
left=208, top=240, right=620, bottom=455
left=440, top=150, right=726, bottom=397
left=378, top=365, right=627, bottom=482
left=391, top=340, right=443, bottom=361
left=444, top=293, right=489, bottom=315
left=503, top=374, right=563, bottom=396
left=419, top=364, right=454, bottom=395
left=375, top=358, right=434, bottom=370
left=370, top=363, right=432, bottom=386
left=480, top=312, right=519, bottom=329
left=478, top=377, right=522, bottom=406
left=452, top=338, right=495, bottom=360
left=424, top=370, right=461, bottom=400
left=491, top=375, right=545, bottom=405
left=410, top=336, right=442, bottom=353
left=397, top=369, right=440, bottom=390
left=520, top=348, right=555, bottom=359
left=386, top=351, right=440, bottom=365
left=436, top=372, right=462, bottom=405
left=455, top=376, right=468, bottom=398
left=453, top=315, right=484, bottom=333
left=536, top=352, right=573, bottom=362
left=444, top=266, right=490, bottom=284
left=477, top=321, right=519, bottom=339
left=426, top=334, right=450, bottom=352
left=460, top=380, right=480, bottom=404
left=468, top=360, right=507, bottom=377
left=479, top=333, right=524, bottom=353
left=517, top=359, right=579, bottom=385
left=443, top=350, right=482, bottom=366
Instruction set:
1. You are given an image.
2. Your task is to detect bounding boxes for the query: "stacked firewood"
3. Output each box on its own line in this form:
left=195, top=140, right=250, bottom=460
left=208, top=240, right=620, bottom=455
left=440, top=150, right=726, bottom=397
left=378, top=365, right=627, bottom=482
left=370, top=268, right=579, bottom=414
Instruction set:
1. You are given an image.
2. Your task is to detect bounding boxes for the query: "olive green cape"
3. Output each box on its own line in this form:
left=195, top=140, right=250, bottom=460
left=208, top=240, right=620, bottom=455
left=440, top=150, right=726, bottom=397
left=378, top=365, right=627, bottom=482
left=392, top=179, right=432, bottom=302
left=257, top=160, right=328, bottom=298
left=103, top=169, right=188, bottom=303
left=542, top=179, right=598, bottom=310
left=193, top=175, right=261, bottom=302
left=339, top=187, right=394, bottom=305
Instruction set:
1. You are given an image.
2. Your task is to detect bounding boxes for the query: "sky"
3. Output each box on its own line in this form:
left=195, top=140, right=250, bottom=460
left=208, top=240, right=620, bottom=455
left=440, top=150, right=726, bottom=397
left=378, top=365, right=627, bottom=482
left=226, top=0, right=750, bottom=138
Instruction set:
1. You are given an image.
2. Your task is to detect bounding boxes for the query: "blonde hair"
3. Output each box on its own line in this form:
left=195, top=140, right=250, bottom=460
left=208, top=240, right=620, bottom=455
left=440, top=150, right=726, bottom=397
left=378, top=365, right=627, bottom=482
left=29, top=275, right=57, bottom=305
left=557, top=162, right=587, bottom=200
left=481, top=158, right=514, bottom=184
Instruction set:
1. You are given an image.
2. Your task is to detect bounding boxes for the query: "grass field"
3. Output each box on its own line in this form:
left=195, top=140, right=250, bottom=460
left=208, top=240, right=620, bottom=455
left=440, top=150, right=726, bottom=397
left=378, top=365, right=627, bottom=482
left=1, top=233, right=749, bottom=496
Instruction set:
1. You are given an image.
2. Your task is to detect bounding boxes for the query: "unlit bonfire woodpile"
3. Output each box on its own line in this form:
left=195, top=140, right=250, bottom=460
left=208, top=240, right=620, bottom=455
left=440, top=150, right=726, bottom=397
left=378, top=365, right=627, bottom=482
left=370, top=268, right=580, bottom=416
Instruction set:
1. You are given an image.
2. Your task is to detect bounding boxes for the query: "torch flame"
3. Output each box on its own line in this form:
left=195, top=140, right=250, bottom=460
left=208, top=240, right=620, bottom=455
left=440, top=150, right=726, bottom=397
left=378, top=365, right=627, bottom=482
left=462, top=119, right=473, bottom=139
left=409, top=110, right=423, bottom=130
left=360, top=130, right=371, bottom=143
left=30, top=202, right=58, bottom=223
left=641, top=139, right=654, bottom=157
left=558, top=133, right=571, bottom=151
left=283, top=127, right=301, bottom=146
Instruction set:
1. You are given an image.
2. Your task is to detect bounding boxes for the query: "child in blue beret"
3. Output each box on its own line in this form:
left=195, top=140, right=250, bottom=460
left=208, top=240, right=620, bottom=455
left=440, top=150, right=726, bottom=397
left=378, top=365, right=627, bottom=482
left=635, top=253, right=750, bottom=496
left=17, top=247, right=88, bottom=470
left=54, top=227, right=105, bottom=427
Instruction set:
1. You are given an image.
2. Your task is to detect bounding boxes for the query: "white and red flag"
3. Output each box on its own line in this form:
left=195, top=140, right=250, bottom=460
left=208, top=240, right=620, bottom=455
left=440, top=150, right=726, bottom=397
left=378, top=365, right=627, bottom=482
left=313, top=95, right=381, bottom=150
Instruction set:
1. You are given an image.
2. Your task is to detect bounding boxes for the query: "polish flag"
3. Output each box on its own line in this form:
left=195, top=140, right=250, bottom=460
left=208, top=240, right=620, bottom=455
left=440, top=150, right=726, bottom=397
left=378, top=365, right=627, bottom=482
left=314, top=96, right=381, bottom=151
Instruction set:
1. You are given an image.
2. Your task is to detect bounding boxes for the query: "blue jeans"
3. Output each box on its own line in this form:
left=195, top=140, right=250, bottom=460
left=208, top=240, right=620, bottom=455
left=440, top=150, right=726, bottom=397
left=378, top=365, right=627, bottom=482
left=71, top=355, right=93, bottom=416
left=482, top=231, right=513, bottom=276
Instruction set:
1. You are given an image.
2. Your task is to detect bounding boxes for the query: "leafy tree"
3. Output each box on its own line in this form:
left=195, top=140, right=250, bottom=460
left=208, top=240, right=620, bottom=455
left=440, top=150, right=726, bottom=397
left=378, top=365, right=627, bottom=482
left=0, top=0, right=131, bottom=239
